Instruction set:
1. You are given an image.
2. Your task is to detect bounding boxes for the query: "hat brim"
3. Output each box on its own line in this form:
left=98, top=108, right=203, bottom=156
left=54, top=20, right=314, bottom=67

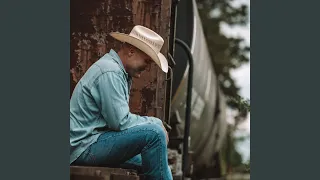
left=109, top=32, right=168, bottom=73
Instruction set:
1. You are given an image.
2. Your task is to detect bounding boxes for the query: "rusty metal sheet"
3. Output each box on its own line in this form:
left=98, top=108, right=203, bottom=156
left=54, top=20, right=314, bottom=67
left=71, top=0, right=171, bottom=120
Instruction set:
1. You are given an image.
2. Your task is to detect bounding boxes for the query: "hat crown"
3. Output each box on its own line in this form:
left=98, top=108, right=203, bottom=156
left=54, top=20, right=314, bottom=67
left=129, top=25, right=164, bottom=53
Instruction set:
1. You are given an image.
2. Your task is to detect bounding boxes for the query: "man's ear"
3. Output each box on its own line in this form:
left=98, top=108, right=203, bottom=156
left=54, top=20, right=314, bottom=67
left=128, top=46, right=135, bottom=57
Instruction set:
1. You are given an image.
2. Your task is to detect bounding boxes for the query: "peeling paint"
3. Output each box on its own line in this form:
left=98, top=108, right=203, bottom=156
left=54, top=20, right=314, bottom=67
left=71, top=0, right=171, bottom=119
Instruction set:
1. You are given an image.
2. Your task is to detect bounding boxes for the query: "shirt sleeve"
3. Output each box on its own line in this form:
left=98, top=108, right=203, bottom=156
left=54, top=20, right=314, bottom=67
left=90, top=71, right=163, bottom=131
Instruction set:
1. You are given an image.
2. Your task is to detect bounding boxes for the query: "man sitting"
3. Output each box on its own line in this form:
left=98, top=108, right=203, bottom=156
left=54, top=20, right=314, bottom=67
left=70, top=25, right=173, bottom=180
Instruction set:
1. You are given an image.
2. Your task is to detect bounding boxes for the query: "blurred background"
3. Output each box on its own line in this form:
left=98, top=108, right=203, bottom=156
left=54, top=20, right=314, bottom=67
left=196, top=0, right=250, bottom=178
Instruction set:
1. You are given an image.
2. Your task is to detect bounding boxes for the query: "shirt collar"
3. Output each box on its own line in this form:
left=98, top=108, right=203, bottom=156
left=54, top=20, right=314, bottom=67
left=108, top=49, right=132, bottom=82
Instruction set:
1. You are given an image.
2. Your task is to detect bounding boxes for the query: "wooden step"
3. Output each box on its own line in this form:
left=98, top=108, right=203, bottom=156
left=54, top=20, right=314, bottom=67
left=70, top=166, right=139, bottom=180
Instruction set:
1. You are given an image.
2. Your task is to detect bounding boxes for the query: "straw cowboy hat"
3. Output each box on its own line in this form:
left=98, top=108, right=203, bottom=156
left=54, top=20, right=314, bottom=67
left=109, top=25, right=168, bottom=73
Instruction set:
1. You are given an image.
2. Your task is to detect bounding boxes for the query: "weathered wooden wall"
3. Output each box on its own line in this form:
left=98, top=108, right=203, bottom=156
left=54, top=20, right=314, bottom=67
left=70, top=0, right=172, bottom=119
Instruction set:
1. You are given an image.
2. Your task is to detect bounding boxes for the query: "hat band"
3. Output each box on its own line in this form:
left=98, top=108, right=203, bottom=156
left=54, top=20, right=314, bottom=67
left=131, top=30, right=162, bottom=50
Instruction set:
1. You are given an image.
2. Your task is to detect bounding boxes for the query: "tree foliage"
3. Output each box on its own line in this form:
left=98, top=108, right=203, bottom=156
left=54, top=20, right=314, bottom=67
left=221, top=125, right=244, bottom=173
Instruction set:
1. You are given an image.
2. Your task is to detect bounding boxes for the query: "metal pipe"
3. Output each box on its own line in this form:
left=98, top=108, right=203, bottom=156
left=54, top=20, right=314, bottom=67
left=165, top=66, right=174, bottom=128
left=164, top=0, right=179, bottom=126
left=168, top=0, right=180, bottom=55
left=175, top=38, right=193, bottom=178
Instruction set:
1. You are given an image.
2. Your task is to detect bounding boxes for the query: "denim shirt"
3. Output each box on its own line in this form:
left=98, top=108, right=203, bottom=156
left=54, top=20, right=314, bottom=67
left=70, top=49, right=163, bottom=164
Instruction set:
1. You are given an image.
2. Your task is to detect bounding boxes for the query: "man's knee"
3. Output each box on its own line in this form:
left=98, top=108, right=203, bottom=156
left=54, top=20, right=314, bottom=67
left=142, top=123, right=167, bottom=143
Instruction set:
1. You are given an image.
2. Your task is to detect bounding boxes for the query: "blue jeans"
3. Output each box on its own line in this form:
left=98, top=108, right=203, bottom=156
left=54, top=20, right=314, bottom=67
left=73, top=124, right=173, bottom=180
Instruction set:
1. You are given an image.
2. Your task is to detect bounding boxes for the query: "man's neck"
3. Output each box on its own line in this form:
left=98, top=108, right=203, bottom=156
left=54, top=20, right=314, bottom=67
left=117, top=50, right=128, bottom=72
